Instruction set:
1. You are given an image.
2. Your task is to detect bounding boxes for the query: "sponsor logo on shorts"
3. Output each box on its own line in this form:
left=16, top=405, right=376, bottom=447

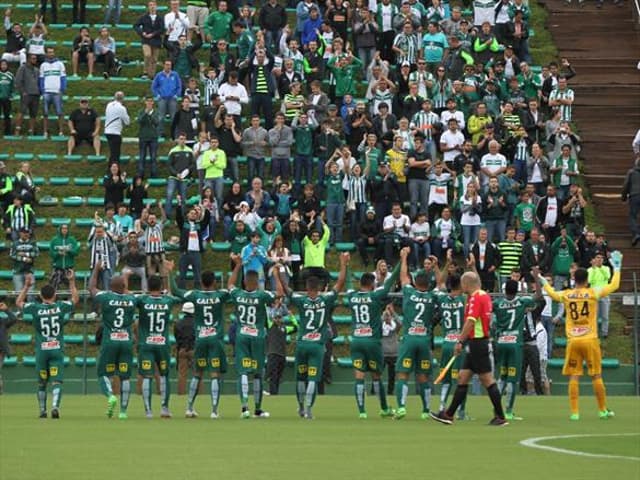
left=354, top=327, right=373, bottom=337
left=198, top=328, right=216, bottom=338
left=451, top=369, right=459, bottom=379
left=420, top=360, right=430, bottom=370
left=146, top=335, right=166, bottom=345
left=110, top=332, right=130, bottom=341
left=240, top=326, right=259, bottom=337
left=118, top=363, right=128, bottom=373
left=353, top=359, right=363, bottom=369
left=302, top=332, right=321, bottom=341
left=106, top=363, right=116, bottom=373
left=298, top=364, right=307, bottom=374
left=508, top=366, right=516, bottom=376
left=498, top=335, right=517, bottom=344
left=408, top=326, right=427, bottom=336
left=570, top=326, right=591, bottom=337
left=159, top=360, right=167, bottom=370
left=39, top=369, right=48, bottom=380
left=141, top=360, right=152, bottom=370
left=49, top=366, right=58, bottom=377
left=197, top=358, right=207, bottom=368
left=308, top=367, right=317, bottom=376
left=41, top=340, right=60, bottom=350
left=211, top=358, right=220, bottom=368
left=368, top=360, right=377, bottom=370
left=403, top=358, right=412, bottom=368
left=242, top=358, right=252, bottom=368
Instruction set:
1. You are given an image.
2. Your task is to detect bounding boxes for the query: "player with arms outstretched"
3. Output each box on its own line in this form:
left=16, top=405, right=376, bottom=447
left=394, top=248, right=436, bottom=420
left=345, top=261, right=400, bottom=419
left=434, top=273, right=467, bottom=418
left=137, top=275, right=182, bottom=418
left=168, top=263, right=229, bottom=419
left=228, top=255, right=284, bottom=418
left=492, top=279, right=541, bottom=420
left=431, top=271, right=508, bottom=426
left=285, top=253, right=349, bottom=419
left=17, top=271, right=79, bottom=419
left=533, top=250, right=622, bottom=420
left=90, top=264, right=137, bottom=419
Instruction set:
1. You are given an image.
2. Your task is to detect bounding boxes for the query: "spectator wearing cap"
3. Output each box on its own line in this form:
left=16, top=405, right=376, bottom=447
left=622, top=158, right=640, bottom=246
left=105, top=91, right=130, bottom=165
left=357, top=206, right=382, bottom=267
left=443, top=35, right=474, bottom=81
left=174, top=301, right=196, bottom=395
left=152, top=60, right=183, bottom=136
left=134, top=0, right=165, bottom=79
left=67, top=98, right=101, bottom=156
left=421, top=22, right=448, bottom=73
left=10, top=228, right=38, bottom=293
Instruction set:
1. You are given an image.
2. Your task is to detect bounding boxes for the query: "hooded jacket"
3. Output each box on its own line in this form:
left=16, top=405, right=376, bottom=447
left=50, top=225, right=80, bottom=270
left=622, top=163, right=640, bottom=200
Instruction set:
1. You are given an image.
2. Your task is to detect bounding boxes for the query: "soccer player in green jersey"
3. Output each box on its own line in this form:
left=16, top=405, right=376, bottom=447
left=394, top=248, right=436, bottom=420
left=285, top=253, right=349, bottom=419
left=434, top=273, right=468, bottom=419
left=345, top=260, right=400, bottom=419
left=16, top=271, right=79, bottom=419
left=492, top=279, right=540, bottom=420
left=168, top=264, right=229, bottom=419
left=136, top=275, right=182, bottom=419
left=90, top=264, right=137, bottom=419
left=228, top=254, right=284, bottom=418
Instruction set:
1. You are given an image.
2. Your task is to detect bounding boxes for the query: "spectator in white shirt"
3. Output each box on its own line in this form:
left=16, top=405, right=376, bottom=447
left=440, top=98, right=465, bottom=130
left=217, top=71, right=249, bottom=122
left=409, top=212, right=431, bottom=269
left=480, top=140, right=507, bottom=188
left=439, top=118, right=465, bottom=166
left=382, top=202, right=411, bottom=265
left=104, top=91, right=131, bottom=165
left=164, top=0, right=190, bottom=50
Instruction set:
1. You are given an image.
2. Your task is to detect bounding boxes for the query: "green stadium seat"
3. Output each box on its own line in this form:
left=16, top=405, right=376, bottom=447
left=75, top=218, right=94, bottom=228
left=64, top=335, right=84, bottom=344
left=34, top=270, right=45, bottom=280
left=337, top=357, right=353, bottom=368
left=74, top=177, right=95, bottom=186
left=74, top=356, right=97, bottom=366
left=143, top=198, right=158, bottom=205
left=52, top=218, right=72, bottom=226
left=170, top=357, right=176, bottom=367
left=2, top=135, right=20, bottom=141
left=434, top=336, right=444, bottom=348
left=38, top=153, right=58, bottom=162
left=39, top=196, right=58, bottom=206
left=329, top=271, right=339, bottom=280
left=62, top=196, right=84, bottom=207
left=335, top=242, right=356, bottom=252
left=163, top=241, right=180, bottom=251
left=210, top=242, right=231, bottom=252
left=554, top=337, right=567, bottom=347
left=88, top=335, right=97, bottom=344
left=36, top=241, right=51, bottom=250
left=333, top=335, right=348, bottom=345
left=35, top=217, right=47, bottom=226
left=74, top=271, right=91, bottom=281
left=15, top=153, right=34, bottom=161
left=169, top=335, right=176, bottom=345
left=602, top=358, right=619, bottom=368
left=333, top=315, right=351, bottom=325
left=148, top=178, right=167, bottom=187
left=3, top=356, right=17, bottom=366
left=33, top=176, right=46, bottom=186
left=87, top=155, right=107, bottom=163
left=64, top=154, right=83, bottom=162
left=50, top=177, right=70, bottom=186
left=0, top=241, right=6, bottom=251
left=119, top=155, right=131, bottom=164
left=9, top=333, right=32, bottom=344
left=23, top=355, right=70, bottom=366
left=548, top=358, right=564, bottom=368
left=88, top=197, right=104, bottom=206
left=0, top=271, right=12, bottom=280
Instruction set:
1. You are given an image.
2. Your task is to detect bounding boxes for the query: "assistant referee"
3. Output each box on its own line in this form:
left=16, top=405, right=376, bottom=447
left=431, top=271, right=508, bottom=426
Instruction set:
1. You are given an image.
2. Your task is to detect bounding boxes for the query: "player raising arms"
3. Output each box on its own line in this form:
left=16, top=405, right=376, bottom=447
left=492, top=279, right=541, bottom=421
left=228, top=254, right=284, bottom=419
left=431, top=271, right=508, bottom=426
left=16, top=271, right=79, bottom=419
left=137, top=274, right=182, bottom=419
left=90, top=264, right=137, bottom=419
left=433, top=273, right=467, bottom=419
left=394, top=248, right=436, bottom=420
left=533, top=251, right=622, bottom=420
left=284, top=253, right=350, bottom=419
left=345, top=260, right=400, bottom=419
left=167, top=263, right=229, bottom=419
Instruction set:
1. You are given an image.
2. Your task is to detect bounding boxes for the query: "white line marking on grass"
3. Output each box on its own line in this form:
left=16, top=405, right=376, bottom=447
left=520, top=433, right=640, bottom=461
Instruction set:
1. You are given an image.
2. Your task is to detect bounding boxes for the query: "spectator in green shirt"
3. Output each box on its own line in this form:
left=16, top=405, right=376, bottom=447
left=588, top=252, right=612, bottom=338
left=327, top=52, right=363, bottom=109
left=204, top=1, right=233, bottom=44
left=513, top=191, right=536, bottom=234
left=300, top=218, right=330, bottom=288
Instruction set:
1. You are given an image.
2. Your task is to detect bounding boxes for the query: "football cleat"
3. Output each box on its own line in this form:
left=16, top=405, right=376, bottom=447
left=185, top=409, right=199, bottom=419
left=393, top=407, right=407, bottom=420
left=160, top=407, right=172, bottom=419
left=430, top=411, right=453, bottom=425
left=51, top=408, right=60, bottom=419
left=488, top=417, right=509, bottom=426
left=106, top=395, right=117, bottom=418
left=569, top=413, right=580, bottom=421
left=253, top=410, right=270, bottom=418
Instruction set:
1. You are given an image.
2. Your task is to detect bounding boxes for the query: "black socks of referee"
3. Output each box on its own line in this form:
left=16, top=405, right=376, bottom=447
left=445, top=384, right=468, bottom=418
left=487, top=383, right=505, bottom=419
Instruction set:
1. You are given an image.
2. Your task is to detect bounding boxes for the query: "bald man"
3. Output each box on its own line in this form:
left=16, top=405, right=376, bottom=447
left=105, top=91, right=131, bottom=164
left=431, top=271, right=508, bottom=426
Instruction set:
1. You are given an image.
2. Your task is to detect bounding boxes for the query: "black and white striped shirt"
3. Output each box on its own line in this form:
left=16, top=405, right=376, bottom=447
left=144, top=223, right=165, bottom=254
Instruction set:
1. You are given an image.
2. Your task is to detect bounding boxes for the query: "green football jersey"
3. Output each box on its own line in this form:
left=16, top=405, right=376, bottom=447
left=492, top=296, right=537, bottom=345
left=435, top=292, right=466, bottom=342
left=400, top=284, right=436, bottom=338
left=136, top=294, right=181, bottom=347
left=290, top=291, right=338, bottom=344
left=24, top=300, right=74, bottom=352
left=182, top=289, right=230, bottom=342
left=94, top=291, right=137, bottom=343
left=229, top=287, right=275, bottom=339
left=345, top=265, right=399, bottom=341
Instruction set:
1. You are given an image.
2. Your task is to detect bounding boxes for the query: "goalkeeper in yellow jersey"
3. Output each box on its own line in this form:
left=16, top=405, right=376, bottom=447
left=532, top=250, right=622, bottom=421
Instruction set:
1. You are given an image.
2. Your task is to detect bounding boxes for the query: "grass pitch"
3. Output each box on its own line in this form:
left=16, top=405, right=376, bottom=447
left=0, top=394, right=638, bottom=480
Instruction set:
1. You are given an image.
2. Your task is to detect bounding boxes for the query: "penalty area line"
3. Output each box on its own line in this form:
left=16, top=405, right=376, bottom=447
left=520, top=433, right=640, bottom=461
